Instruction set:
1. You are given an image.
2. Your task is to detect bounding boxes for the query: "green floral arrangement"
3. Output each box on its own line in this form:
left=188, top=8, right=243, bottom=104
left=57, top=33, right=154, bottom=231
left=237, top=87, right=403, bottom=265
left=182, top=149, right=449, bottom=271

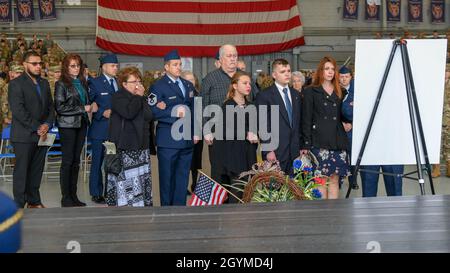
left=232, top=157, right=326, bottom=203
left=292, top=158, right=326, bottom=200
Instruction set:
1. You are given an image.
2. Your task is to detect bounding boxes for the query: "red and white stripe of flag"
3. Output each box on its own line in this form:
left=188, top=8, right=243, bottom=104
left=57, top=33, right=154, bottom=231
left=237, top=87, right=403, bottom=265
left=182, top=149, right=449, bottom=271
left=96, top=0, right=305, bottom=57
left=189, top=183, right=228, bottom=206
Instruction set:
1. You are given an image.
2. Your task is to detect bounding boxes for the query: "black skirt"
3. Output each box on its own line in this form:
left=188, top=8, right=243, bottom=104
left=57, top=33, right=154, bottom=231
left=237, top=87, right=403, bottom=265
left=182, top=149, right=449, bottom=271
left=216, top=139, right=257, bottom=177
left=191, top=140, right=203, bottom=170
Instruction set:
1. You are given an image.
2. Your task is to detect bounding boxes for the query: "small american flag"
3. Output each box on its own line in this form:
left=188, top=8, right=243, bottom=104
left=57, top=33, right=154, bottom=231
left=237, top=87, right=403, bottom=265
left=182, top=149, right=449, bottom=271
left=189, top=173, right=228, bottom=206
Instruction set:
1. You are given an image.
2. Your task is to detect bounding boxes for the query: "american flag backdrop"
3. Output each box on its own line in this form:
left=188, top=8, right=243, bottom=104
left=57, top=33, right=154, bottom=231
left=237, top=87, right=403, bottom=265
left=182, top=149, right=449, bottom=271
left=189, top=173, right=228, bottom=206
left=96, top=0, right=305, bottom=57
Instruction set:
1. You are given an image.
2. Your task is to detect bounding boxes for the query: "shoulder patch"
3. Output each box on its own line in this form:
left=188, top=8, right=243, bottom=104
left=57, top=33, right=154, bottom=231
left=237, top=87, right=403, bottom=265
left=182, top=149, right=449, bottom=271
left=148, top=93, right=157, bottom=106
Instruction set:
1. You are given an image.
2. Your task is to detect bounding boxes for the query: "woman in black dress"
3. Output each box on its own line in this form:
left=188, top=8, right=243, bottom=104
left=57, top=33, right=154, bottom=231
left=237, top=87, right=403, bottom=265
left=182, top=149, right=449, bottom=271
left=215, top=71, right=258, bottom=203
left=301, top=56, right=350, bottom=199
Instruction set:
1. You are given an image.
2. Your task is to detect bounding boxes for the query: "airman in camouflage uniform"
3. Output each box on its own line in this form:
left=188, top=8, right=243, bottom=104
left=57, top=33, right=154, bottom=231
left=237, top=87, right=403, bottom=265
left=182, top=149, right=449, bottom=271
left=0, top=33, right=11, bottom=49
left=49, top=43, right=65, bottom=64
left=43, top=33, right=54, bottom=52
left=434, top=64, right=450, bottom=177
left=0, top=77, right=6, bottom=132
left=0, top=40, right=11, bottom=61
left=12, top=45, right=26, bottom=63
left=0, top=65, right=24, bottom=131
left=443, top=64, right=450, bottom=177
left=47, top=64, right=61, bottom=98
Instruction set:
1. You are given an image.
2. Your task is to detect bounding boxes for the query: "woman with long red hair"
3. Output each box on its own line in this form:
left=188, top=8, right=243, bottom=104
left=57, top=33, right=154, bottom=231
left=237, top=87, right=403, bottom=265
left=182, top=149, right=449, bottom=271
left=301, top=56, right=350, bottom=199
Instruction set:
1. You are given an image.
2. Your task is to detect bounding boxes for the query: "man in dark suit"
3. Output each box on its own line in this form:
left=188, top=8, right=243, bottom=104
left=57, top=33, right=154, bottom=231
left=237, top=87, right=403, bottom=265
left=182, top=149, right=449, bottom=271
left=255, top=59, right=302, bottom=174
left=8, top=51, right=55, bottom=208
left=149, top=49, right=196, bottom=206
left=88, top=53, right=119, bottom=204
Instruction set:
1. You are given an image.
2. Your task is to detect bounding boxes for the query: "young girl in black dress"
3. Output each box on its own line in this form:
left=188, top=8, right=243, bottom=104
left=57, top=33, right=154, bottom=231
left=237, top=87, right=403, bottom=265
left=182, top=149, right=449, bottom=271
left=215, top=71, right=258, bottom=203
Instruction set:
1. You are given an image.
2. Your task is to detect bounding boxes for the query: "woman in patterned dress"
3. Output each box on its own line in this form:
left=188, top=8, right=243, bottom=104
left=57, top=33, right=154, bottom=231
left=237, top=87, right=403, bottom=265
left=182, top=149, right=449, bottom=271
left=106, top=67, right=153, bottom=207
left=301, top=56, right=350, bottom=199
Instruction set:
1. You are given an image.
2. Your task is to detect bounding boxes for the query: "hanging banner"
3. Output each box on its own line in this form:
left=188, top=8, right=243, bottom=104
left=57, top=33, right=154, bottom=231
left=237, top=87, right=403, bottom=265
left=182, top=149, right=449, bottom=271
left=0, top=0, right=12, bottom=23
left=343, top=0, right=359, bottom=20
left=386, top=0, right=401, bottom=22
left=408, top=0, right=423, bottom=23
left=431, top=0, right=445, bottom=24
left=38, top=0, right=56, bottom=21
left=365, top=0, right=381, bottom=21
left=16, top=0, right=35, bottom=23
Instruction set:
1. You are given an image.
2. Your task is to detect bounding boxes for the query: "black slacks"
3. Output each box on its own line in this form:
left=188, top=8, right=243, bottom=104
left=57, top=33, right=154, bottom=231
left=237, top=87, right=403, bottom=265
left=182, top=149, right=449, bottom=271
left=208, top=144, right=221, bottom=182
left=12, top=142, right=47, bottom=208
left=59, top=121, right=87, bottom=205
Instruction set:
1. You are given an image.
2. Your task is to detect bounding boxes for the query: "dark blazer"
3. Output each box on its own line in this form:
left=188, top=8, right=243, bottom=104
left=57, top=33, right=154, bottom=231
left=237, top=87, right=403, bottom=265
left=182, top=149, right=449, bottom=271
left=54, top=80, right=90, bottom=128
left=109, top=88, right=153, bottom=150
left=301, top=86, right=348, bottom=151
left=8, top=73, right=55, bottom=143
left=149, top=75, right=195, bottom=149
left=255, top=84, right=302, bottom=172
left=88, top=74, right=116, bottom=140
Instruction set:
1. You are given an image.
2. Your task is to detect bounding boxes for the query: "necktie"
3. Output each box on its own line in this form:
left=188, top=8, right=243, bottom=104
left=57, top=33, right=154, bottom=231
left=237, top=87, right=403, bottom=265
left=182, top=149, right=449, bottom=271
left=177, top=79, right=186, bottom=98
left=282, top=88, right=293, bottom=127
left=110, top=78, right=116, bottom=92
left=35, top=82, right=41, bottom=98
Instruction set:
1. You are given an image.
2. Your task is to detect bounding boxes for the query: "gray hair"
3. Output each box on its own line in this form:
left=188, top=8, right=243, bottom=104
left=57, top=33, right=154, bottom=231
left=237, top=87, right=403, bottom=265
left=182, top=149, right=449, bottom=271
left=291, top=71, right=305, bottom=84
left=219, top=44, right=237, bottom=58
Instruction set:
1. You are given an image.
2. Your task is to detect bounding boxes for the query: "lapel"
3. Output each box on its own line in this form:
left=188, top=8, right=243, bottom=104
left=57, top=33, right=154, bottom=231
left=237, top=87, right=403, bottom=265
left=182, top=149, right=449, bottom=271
left=82, top=84, right=90, bottom=104
left=271, top=85, right=290, bottom=127
left=38, top=78, right=47, bottom=107
left=290, top=88, right=300, bottom=126
left=24, top=74, right=43, bottom=109
left=100, top=74, right=115, bottom=94
left=165, top=75, right=184, bottom=99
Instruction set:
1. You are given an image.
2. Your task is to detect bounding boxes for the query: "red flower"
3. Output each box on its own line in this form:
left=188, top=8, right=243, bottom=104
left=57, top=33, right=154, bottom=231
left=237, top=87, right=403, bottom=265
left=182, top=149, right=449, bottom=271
left=314, top=177, right=326, bottom=186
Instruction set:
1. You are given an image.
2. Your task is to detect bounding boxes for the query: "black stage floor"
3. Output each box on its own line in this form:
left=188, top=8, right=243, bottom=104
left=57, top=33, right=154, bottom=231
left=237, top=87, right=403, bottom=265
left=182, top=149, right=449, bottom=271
left=21, top=195, right=450, bottom=253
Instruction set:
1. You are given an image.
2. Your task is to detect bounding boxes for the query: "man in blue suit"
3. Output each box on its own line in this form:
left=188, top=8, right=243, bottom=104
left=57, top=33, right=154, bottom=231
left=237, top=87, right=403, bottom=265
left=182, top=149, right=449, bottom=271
left=88, top=53, right=119, bottom=204
left=149, top=50, right=196, bottom=206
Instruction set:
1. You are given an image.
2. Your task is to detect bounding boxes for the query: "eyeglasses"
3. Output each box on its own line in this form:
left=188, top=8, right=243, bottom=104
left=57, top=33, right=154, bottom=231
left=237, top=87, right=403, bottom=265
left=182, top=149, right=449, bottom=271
left=126, top=80, right=143, bottom=86
left=26, top=62, right=44, bottom=66
left=69, top=64, right=81, bottom=68
left=225, top=54, right=238, bottom=59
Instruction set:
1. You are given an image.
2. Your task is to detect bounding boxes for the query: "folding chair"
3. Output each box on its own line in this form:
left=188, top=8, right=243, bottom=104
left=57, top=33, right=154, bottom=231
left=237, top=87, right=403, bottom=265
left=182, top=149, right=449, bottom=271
left=43, top=127, right=62, bottom=179
left=82, top=136, right=92, bottom=183
left=0, top=126, right=15, bottom=181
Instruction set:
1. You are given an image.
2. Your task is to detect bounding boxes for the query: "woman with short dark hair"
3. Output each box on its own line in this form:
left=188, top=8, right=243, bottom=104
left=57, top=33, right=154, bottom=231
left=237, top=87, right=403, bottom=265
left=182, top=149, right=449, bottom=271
left=106, top=67, right=153, bottom=207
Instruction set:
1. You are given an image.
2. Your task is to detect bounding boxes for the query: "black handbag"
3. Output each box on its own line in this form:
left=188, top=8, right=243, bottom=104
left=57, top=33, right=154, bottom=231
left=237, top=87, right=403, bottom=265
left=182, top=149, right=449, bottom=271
left=104, top=153, right=122, bottom=176
left=103, top=119, right=124, bottom=176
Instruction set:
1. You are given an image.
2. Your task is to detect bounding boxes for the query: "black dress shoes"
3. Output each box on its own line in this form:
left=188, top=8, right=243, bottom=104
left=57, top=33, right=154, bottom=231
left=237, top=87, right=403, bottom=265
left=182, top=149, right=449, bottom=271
left=73, top=199, right=87, bottom=207
left=91, top=196, right=106, bottom=204
left=72, top=195, right=86, bottom=207
left=27, top=203, right=46, bottom=208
